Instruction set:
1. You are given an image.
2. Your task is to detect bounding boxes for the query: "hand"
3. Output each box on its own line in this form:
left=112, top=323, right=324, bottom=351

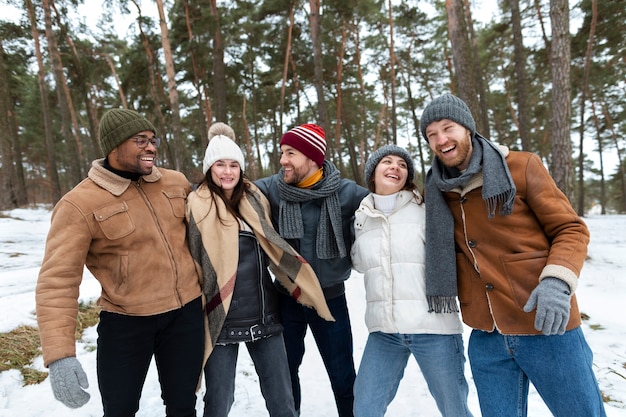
left=523, top=277, right=571, bottom=336
left=49, top=357, right=90, bottom=408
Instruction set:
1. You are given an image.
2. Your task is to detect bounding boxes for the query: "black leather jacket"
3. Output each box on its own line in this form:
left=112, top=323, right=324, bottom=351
left=216, top=230, right=283, bottom=343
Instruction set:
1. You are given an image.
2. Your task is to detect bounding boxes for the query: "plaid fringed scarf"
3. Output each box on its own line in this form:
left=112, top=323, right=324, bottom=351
left=186, top=180, right=333, bottom=368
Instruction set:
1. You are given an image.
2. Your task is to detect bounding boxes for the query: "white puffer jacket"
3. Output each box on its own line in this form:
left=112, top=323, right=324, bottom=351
left=351, top=190, right=463, bottom=335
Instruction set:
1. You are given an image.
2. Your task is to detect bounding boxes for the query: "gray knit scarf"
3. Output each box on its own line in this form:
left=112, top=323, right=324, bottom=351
left=425, top=134, right=516, bottom=313
left=277, top=160, right=346, bottom=259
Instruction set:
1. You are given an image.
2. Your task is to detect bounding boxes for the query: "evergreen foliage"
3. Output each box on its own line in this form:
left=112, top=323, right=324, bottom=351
left=0, top=0, right=624, bottom=213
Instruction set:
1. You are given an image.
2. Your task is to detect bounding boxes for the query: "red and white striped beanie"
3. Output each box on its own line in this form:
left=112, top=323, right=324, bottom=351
left=279, top=124, right=326, bottom=167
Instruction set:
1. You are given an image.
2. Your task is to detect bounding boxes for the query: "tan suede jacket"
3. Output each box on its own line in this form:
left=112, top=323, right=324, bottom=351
left=36, top=159, right=202, bottom=366
left=443, top=149, right=589, bottom=334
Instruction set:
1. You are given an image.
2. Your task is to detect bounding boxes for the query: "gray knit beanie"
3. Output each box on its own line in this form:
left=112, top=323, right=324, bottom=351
left=419, top=94, right=476, bottom=140
left=98, top=109, right=156, bottom=157
left=364, top=145, right=415, bottom=191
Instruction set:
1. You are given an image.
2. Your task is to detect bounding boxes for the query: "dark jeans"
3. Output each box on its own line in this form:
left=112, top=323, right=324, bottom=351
left=279, top=291, right=356, bottom=417
left=203, top=334, right=296, bottom=417
left=97, top=296, right=204, bottom=417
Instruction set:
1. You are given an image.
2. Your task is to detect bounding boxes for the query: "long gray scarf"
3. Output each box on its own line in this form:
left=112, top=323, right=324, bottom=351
left=277, top=160, right=346, bottom=259
left=425, top=134, right=516, bottom=313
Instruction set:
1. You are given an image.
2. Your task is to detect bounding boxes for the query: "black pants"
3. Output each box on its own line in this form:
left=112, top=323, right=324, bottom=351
left=97, top=296, right=204, bottom=417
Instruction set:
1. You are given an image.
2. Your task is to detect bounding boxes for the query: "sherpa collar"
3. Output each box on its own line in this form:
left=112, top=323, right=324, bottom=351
left=88, top=158, right=162, bottom=196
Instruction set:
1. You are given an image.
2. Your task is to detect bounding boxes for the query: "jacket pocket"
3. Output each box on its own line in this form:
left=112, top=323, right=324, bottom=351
left=93, top=202, right=135, bottom=240
left=500, top=250, right=548, bottom=309
left=163, top=189, right=186, bottom=218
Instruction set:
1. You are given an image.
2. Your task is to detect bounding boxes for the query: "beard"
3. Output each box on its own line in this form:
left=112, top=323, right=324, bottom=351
left=435, top=136, right=472, bottom=169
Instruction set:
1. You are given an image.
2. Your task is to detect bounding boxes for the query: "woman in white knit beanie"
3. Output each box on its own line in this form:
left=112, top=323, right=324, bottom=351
left=186, top=123, right=332, bottom=417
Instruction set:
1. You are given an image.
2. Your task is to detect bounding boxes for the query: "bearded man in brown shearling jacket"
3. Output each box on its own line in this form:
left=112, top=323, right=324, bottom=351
left=421, top=94, right=606, bottom=417
left=36, top=109, right=203, bottom=417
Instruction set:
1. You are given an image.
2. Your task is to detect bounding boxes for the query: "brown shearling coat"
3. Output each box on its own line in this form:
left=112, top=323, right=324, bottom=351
left=36, top=159, right=202, bottom=366
left=443, top=149, right=589, bottom=334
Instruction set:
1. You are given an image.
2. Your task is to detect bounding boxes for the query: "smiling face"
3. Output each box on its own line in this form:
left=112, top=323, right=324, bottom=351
left=108, top=130, right=157, bottom=175
left=210, top=159, right=242, bottom=198
left=373, top=154, right=408, bottom=195
left=425, top=119, right=473, bottom=170
left=279, top=144, right=320, bottom=184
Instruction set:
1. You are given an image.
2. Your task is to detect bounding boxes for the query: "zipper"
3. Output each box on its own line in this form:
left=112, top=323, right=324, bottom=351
left=135, top=180, right=183, bottom=306
left=253, top=234, right=267, bottom=326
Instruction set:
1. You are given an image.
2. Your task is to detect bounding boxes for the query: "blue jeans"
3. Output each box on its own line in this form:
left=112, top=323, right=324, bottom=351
left=203, top=334, right=296, bottom=417
left=279, top=291, right=356, bottom=417
left=97, top=296, right=204, bottom=417
left=354, top=332, right=473, bottom=417
left=469, top=327, right=607, bottom=417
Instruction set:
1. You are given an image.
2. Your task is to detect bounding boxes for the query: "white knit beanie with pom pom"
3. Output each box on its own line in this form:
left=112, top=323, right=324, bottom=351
left=202, top=122, right=245, bottom=174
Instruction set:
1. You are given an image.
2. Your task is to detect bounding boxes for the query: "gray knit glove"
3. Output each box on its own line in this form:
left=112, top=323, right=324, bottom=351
left=49, top=357, right=90, bottom=408
left=523, top=277, right=571, bottom=336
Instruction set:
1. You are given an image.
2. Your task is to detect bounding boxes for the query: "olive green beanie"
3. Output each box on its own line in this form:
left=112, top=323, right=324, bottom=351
left=98, top=109, right=156, bottom=156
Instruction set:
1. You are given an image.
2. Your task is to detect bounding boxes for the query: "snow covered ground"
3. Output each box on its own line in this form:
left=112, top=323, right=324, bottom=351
left=0, top=205, right=625, bottom=416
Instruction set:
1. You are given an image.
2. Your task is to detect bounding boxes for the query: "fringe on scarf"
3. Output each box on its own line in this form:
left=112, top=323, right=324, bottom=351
left=427, top=295, right=460, bottom=314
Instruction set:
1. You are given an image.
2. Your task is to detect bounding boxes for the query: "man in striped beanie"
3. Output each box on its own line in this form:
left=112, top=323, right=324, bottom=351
left=279, top=123, right=327, bottom=168
left=256, top=124, right=368, bottom=417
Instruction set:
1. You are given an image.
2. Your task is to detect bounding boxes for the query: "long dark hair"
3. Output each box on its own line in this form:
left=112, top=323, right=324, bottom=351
left=203, top=168, right=250, bottom=225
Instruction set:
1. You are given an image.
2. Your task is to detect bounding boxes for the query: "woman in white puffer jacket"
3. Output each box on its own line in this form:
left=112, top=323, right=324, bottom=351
left=351, top=145, right=474, bottom=417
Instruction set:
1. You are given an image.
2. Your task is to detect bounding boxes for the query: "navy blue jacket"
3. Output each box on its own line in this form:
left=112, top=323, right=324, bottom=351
left=256, top=173, right=368, bottom=295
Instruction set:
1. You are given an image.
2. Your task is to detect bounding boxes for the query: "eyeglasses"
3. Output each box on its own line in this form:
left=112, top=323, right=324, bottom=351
left=130, top=135, right=161, bottom=149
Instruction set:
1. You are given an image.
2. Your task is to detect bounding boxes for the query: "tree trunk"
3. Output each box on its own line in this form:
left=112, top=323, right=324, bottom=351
left=333, top=17, right=346, bottom=172
left=183, top=0, right=211, bottom=144
left=511, top=0, right=531, bottom=150
left=353, top=17, right=367, bottom=184
left=241, top=96, right=258, bottom=178
left=576, top=0, right=597, bottom=215
left=445, top=0, right=480, bottom=126
left=280, top=2, right=296, bottom=136
left=51, top=0, right=95, bottom=165
left=101, top=52, right=128, bottom=109
left=0, top=40, right=28, bottom=208
left=309, top=0, right=330, bottom=140
left=26, top=0, right=62, bottom=203
left=387, top=0, right=397, bottom=144
left=210, top=0, right=227, bottom=123
left=403, top=68, right=427, bottom=188
left=601, top=103, right=626, bottom=213
left=290, top=54, right=302, bottom=124
left=131, top=1, right=174, bottom=168
left=549, top=0, right=572, bottom=195
left=156, top=0, right=186, bottom=172
left=463, top=0, right=489, bottom=136
left=533, top=0, right=551, bottom=56
left=588, top=96, right=605, bottom=214
left=43, top=0, right=83, bottom=187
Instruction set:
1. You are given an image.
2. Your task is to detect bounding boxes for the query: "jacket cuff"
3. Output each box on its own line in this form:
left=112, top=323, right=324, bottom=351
left=540, top=264, right=578, bottom=293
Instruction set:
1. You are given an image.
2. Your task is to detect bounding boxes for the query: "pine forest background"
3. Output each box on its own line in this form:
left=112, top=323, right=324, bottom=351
left=0, top=0, right=625, bottom=215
